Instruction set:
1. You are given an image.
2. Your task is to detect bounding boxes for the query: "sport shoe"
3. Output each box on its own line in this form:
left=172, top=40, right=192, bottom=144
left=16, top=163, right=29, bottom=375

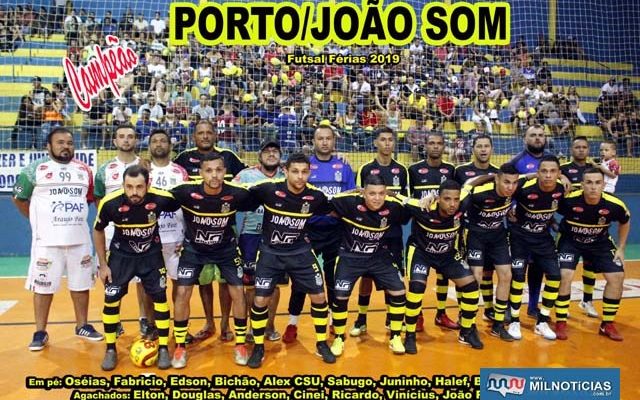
left=507, top=322, right=522, bottom=340
left=171, top=346, right=188, bottom=369
left=435, top=313, right=460, bottom=330
left=234, top=344, right=249, bottom=366
left=248, top=345, right=265, bottom=368
left=144, top=324, right=159, bottom=341
left=490, top=323, right=515, bottom=342
left=139, top=318, right=149, bottom=336
left=555, top=321, right=568, bottom=340
left=599, top=322, right=623, bottom=342
left=282, top=324, right=298, bottom=343
left=483, top=308, right=495, bottom=322
left=458, top=326, right=484, bottom=349
left=389, top=335, right=405, bottom=355
left=415, top=313, right=424, bottom=332
left=349, top=321, right=367, bottom=337
left=75, top=324, right=104, bottom=342
left=330, top=337, right=344, bottom=357
left=315, top=342, right=336, bottom=364
left=579, top=301, right=599, bottom=318
left=404, top=333, right=417, bottom=354
left=266, top=330, right=281, bottom=342
left=534, top=322, right=557, bottom=340
left=28, top=331, right=49, bottom=351
left=101, top=349, right=117, bottom=371
left=157, top=347, right=171, bottom=369
left=116, top=322, right=125, bottom=338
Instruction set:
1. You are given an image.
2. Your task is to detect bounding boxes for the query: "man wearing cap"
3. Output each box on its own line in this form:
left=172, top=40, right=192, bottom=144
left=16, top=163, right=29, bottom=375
left=233, top=140, right=286, bottom=342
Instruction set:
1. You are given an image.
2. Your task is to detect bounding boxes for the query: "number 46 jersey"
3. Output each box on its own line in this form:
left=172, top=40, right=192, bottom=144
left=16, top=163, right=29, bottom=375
left=149, top=162, right=189, bottom=245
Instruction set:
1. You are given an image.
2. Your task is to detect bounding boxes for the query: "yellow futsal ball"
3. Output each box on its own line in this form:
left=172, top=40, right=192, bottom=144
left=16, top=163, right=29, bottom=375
left=488, top=100, right=496, bottom=109
left=130, top=339, right=158, bottom=367
left=529, top=107, right=537, bottom=116
left=501, top=99, right=509, bottom=108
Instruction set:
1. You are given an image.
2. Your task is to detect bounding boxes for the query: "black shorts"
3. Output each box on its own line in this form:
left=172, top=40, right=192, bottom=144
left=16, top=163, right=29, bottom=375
left=406, top=244, right=472, bottom=282
left=510, top=228, right=560, bottom=277
left=177, top=244, right=243, bottom=287
left=254, top=246, right=324, bottom=297
left=557, top=235, right=623, bottom=274
left=106, top=251, right=166, bottom=302
left=465, top=228, right=511, bottom=268
left=238, top=234, right=289, bottom=287
left=333, top=253, right=405, bottom=298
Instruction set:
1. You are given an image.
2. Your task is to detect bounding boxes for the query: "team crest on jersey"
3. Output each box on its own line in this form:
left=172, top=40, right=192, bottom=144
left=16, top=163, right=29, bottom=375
left=598, top=216, right=607, bottom=225
left=334, top=170, right=342, bottom=182
left=148, top=211, right=157, bottom=224
left=302, top=195, right=315, bottom=201
left=380, top=217, right=388, bottom=228
left=301, top=202, right=310, bottom=213
left=551, top=199, right=558, bottom=209
left=392, top=175, right=400, bottom=187
left=221, top=202, right=231, bottom=213
left=440, top=175, right=447, bottom=183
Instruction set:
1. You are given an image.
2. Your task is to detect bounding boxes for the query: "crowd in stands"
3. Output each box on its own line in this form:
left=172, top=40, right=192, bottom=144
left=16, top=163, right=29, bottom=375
left=4, top=4, right=639, bottom=158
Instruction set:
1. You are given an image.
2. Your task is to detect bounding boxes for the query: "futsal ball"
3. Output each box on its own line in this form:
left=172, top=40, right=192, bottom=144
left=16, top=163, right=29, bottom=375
left=501, top=99, right=509, bottom=108
left=488, top=100, right=496, bottom=109
left=130, top=339, right=158, bottom=367
left=529, top=107, right=537, bottom=116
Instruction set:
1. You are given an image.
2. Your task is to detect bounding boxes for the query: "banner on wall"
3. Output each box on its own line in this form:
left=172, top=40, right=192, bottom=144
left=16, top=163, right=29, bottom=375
left=0, top=150, right=97, bottom=193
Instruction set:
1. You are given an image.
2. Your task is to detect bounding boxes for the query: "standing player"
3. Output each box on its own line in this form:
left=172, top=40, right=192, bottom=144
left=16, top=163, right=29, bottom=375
left=507, top=155, right=564, bottom=341
left=13, top=127, right=103, bottom=350
left=401, top=180, right=484, bottom=352
left=246, top=153, right=335, bottom=368
left=408, top=132, right=457, bottom=331
left=94, top=166, right=179, bottom=370
left=555, top=168, right=630, bottom=341
left=148, top=130, right=189, bottom=314
left=283, top=125, right=356, bottom=343
left=454, top=134, right=500, bottom=321
left=173, top=120, right=248, bottom=342
left=560, top=136, right=599, bottom=318
left=234, top=141, right=286, bottom=343
left=170, top=152, right=259, bottom=368
left=329, top=175, right=409, bottom=356
left=352, top=127, right=409, bottom=336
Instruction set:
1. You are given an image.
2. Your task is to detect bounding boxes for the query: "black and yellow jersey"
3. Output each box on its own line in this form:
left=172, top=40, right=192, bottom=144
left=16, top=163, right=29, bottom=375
left=170, top=181, right=258, bottom=253
left=454, top=162, right=499, bottom=185
left=248, top=179, right=329, bottom=254
left=357, top=158, right=409, bottom=196
left=558, top=190, right=630, bottom=244
left=402, top=195, right=465, bottom=256
left=408, top=160, right=455, bottom=199
left=173, top=146, right=248, bottom=180
left=560, top=161, right=594, bottom=189
left=94, top=188, right=179, bottom=255
left=464, top=178, right=524, bottom=231
left=511, top=178, right=565, bottom=234
left=329, top=193, right=408, bottom=258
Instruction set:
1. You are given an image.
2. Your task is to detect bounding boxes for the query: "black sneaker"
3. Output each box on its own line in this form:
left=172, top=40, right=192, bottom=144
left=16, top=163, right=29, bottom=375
left=315, top=342, right=336, bottom=364
left=101, top=349, right=118, bottom=371
left=144, top=324, right=159, bottom=341
left=157, top=347, right=171, bottom=370
left=248, top=345, right=265, bottom=369
left=490, top=323, right=515, bottom=342
left=404, top=333, right=417, bottom=355
left=116, top=322, right=125, bottom=338
left=458, top=326, right=484, bottom=350
left=483, top=308, right=495, bottom=322
left=28, top=331, right=49, bottom=351
left=139, top=318, right=149, bottom=336
left=185, top=332, right=194, bottom=345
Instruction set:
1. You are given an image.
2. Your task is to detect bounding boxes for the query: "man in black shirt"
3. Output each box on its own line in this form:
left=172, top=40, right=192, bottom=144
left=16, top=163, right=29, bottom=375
left=555, top=168, right=630, bottom=341
left=247, top=153, right=335, bottom=368
left=94, top=165, right=179, bottom=371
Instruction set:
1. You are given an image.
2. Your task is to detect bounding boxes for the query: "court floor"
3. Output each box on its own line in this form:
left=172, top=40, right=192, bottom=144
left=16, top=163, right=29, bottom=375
left=1, top=261, right=639, bottom=399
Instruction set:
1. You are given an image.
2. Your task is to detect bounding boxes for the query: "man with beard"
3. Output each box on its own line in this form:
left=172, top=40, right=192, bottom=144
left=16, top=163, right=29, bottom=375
left=173, top=120, right=248, bottom=342
left=509, top=124, right=551, bottom=319
left=408, top=132, right=457, bottom=331
left=94, top=125, right=151, bottom=337
left=148, top=130, right=189, bottom=322
left=94, top=165, right=180, bottom=370
left=282, top=125, right=356, bottom=343
left=233, top=141, right=286, bottom=342
left=170, top=153, right=260, bottom=368
left=560, top=137, right=599, bottom=318
left=455, top=135, right=500, bottom=321
left=14, top=127, right=103, bottom=351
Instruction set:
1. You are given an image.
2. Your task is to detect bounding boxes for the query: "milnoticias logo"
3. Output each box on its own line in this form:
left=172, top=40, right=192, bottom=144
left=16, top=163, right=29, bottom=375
left=486, top=373, right=526, bottom=397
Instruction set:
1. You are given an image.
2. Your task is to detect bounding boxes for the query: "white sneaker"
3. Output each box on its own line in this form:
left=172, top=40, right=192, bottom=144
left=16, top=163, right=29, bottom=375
left=579, top=301, right=599, bottom=318
left=534, top=322, right=557, bottom=340
left=507, top=322, right=522, bottom=340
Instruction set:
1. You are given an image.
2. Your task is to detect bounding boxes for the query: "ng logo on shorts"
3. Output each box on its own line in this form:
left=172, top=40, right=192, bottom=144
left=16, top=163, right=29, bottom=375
left=335, top=280, right=351, bottom=291
left=255, top=277, right=272, bottom=289
left=467, top=250, right=483, bottom=260
left=413, top=264, right=428, bottom=275
left=558, top=253, right=575, bottom=263
left=105, top=286, right=120, bottom=297
left=178, top=267, right=195, bottom=279
left=512, top=259, right=525, bottom=269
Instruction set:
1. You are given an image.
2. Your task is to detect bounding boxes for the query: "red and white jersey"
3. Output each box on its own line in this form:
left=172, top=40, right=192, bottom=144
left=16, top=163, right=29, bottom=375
left=94, top=156, right=140, bottom=198
left=14, top=158, right=94, bottom=246
left=603, top=158, right=620, bottom=193
left=149, top=161, right=189, bottom=243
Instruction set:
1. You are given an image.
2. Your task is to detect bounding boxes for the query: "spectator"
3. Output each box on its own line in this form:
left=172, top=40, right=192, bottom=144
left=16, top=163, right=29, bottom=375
left=536, top=61, right=552, bottom=87
left=374, top=94, right=401, bottom=132
left=596, top=97, right=616, bottom=136
left=600, top=76, right=620, bottom=100
left=168, top=96, right=190, bottom=121
left=435, top=89, right=457, bottom=131
left=161, top=111, right=188, bottom=152
left=150, top=12, right=166, bottom=38
left=84, top=96, right=107, bottom=149
left=216, top=104, right=238, bottom=151
left=111, top=98, right=133, bottom=126
left=275, top=105, right=300, bottom=153
left=136, top=108, right=159, bottom=147
left=406, top=115, right=430, bottom=162
left=607, top=111, right=632, bottom=157
left=472, top=92, right=492, bottom=134
left=41, top=93, right=65, bottom=148
left=619, top=78, right=636, bottom=111
left=138, top=94, right=164, bottom=122
left=627, top=110, right=640, bottom=156
left=566, top=86, right=587, bottom=124
left=192, top=94, right=215, bottom=120
left=101, top=15, right=117, bottom=37
left=63, top=9, right=81, bottom=45
left=132, top=13, right=148, bottom=41
left=14, top=95, right=39, bottom=149
left=147, top=52, right=167, bottom=79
